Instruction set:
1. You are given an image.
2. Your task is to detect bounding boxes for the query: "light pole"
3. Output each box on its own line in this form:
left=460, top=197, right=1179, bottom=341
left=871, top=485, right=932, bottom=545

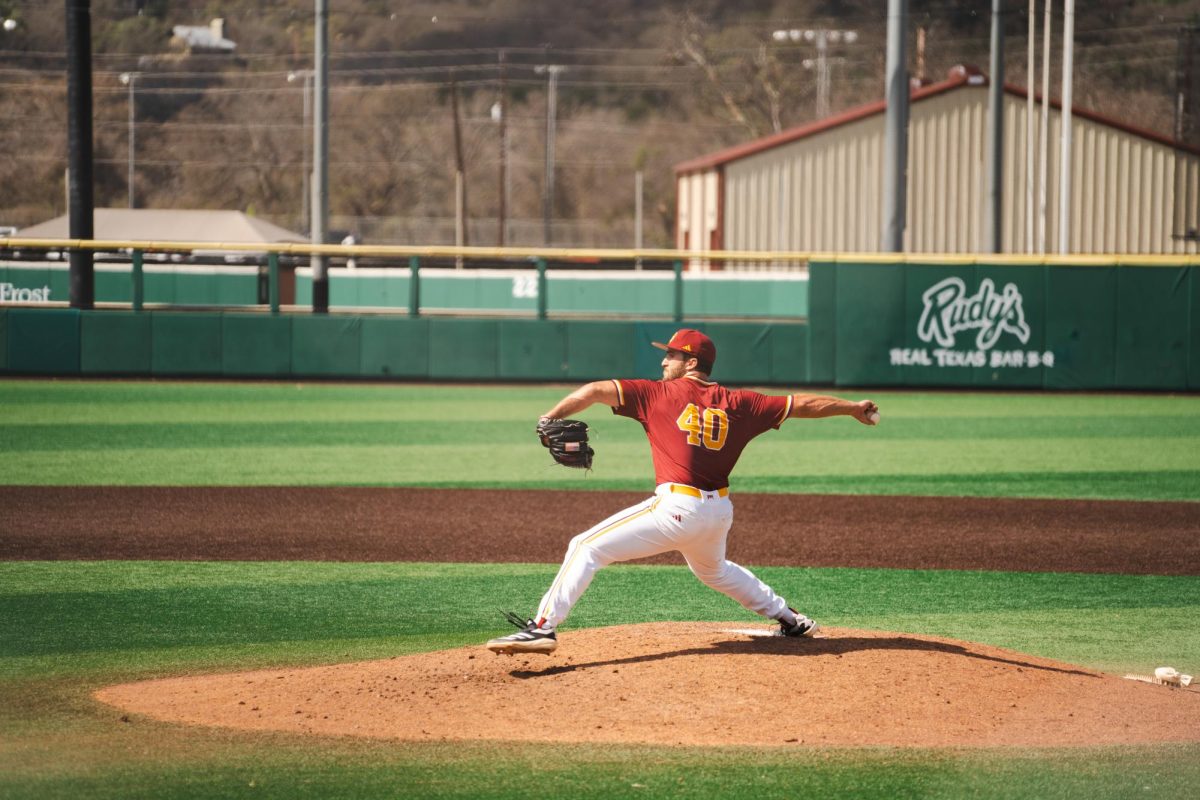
left=311, top=0, right=330, bottom=313
left=119, top=71, right=140, bottom=208
left=494, top=48, right=509, bottom=247
left=882, top=0, right=909, bottom=252
left=772, top=27, right=858, bottom=119
left=491, top=99, right=511, bottom=247
left=288, top=69, right=313, bottom=234
left=535, top=64, right=565, bottom=245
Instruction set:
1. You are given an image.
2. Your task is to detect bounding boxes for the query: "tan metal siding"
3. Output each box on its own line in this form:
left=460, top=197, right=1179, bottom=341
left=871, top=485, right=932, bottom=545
left=725, top=113, right=887, bottom=253
left=707, top=84, right=1193, bottom=255
left=1107, top=135, right=1120, bottom=252
left=1171, top=151, right=1200, bottom=248
left=904, top=89, right=989, bottom=253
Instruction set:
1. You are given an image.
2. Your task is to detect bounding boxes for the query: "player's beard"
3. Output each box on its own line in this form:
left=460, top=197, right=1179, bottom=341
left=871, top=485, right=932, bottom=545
left=661, top=360, right=688, bottom=381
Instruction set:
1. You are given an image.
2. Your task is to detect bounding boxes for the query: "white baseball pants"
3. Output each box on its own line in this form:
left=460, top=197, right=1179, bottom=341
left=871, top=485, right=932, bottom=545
left=535, top=483, right=792, bottom=629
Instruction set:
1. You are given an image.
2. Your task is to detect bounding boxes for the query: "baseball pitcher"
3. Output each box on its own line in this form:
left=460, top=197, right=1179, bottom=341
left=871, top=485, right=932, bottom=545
left=487, top=328, right=879, bottom=655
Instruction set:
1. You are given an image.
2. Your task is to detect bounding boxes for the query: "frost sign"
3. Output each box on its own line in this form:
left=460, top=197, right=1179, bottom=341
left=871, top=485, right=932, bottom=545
left=890, top=277, right=1054, bottom=369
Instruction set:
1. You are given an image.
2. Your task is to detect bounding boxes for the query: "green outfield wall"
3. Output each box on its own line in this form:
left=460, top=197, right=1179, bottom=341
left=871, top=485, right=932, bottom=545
left=0, top=309, right=811, bottom=384
left=1, top=259, right=1196, bottom=389
left=810, top=260, right=1198, bottom=390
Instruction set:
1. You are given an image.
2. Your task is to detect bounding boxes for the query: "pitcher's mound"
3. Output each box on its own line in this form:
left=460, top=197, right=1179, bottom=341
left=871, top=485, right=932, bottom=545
left=94, top=623, right=1200, bottom=748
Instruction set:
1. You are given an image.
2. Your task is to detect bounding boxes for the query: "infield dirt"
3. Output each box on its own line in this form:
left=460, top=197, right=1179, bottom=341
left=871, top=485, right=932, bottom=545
left=4, top=486, right=1199, bottom=574
left=10, top=486, right=1200, bottom=748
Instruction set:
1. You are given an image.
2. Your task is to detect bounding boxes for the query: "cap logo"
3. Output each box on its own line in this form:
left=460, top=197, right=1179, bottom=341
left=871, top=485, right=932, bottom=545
left=682, top=344, right=692, bottom=352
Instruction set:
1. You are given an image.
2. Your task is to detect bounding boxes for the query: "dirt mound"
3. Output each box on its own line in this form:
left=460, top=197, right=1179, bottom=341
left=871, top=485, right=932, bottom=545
left=94, top=623, right=1200, bottom=748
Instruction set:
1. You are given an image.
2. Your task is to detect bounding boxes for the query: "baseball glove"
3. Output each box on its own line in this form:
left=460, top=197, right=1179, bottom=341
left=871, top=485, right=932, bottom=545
left=536, top=418, right=594, bottom=469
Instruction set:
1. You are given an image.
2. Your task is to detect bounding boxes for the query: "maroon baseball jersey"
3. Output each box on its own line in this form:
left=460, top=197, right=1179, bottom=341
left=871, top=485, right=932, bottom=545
left=612, top=375, right=792, bottom=491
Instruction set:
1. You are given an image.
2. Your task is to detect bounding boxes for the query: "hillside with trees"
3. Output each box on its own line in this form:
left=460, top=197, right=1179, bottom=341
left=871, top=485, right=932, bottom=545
left=1, top=0, right=1197, bottom=246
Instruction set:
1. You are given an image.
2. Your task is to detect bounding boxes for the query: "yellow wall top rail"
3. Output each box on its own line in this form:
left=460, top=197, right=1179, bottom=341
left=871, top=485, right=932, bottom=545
left=2, top=237, right=1198, bottom=267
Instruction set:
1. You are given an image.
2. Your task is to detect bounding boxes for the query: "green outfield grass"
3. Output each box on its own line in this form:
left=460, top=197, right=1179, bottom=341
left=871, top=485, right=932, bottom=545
left=2, top=379, right=1198, bottom=798
left=1, top=379, right=1198, bottom=499
left=2, top=561, right=1199, bottom=799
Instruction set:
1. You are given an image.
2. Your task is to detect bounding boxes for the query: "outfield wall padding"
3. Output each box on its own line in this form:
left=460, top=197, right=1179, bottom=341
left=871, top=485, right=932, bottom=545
left=834, top=263, right=906, bottom=386
left=818, top=260, right=1196, bottom=390
left=806, top=262, right=836, bottom=384
left=566, top=321, right=639, bottom=380
left=360, top=317, right=429, bottom=378
left=1042, top=266, right=1118, bottom=390
left=0, top=311, right=810, bottom=385
left=498, top=319, right=568, bottom=380
left=1113, top=266, right=1189, bottom=390
left=81, top=311, right=151, bottom=374
left=222, top=315, right=292, bottom=377
left=1191, top=267, right=1200, bottom=390
left=428, top=318, right=499, bottom=379
left=0, top=309, right=8, bottom=370
left=291, top=315, right=362, bottom=377
left=972, top=264, right=1046, bottom=389
left=1, top=260, right=1195, bottom=390
left=151, top=312, right=223, bottom=376
left=7, top=308, right=80, bottom=374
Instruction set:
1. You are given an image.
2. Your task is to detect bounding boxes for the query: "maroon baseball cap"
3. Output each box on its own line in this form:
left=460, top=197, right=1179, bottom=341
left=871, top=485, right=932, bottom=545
left=652, top=328, right=716, bottom=366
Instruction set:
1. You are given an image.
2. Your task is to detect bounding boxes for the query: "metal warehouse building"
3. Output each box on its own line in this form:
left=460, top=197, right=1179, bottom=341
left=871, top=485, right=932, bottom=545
left=675, top=65, right=1200, bottom=259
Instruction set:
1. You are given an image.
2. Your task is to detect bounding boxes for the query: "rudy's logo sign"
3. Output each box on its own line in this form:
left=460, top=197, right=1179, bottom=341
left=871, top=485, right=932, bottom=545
left=891, top=276, right=1053, bottom=370
left=917, top=277, right=1030, bottom=351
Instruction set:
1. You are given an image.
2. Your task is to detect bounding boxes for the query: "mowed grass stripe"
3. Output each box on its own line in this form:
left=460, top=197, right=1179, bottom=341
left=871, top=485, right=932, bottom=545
left=3, top=562, right=1197, bottom=678
left=3, top=446, right=1197, bottom=501
left=3, top=380, right=1195, bottom=417
left=3, top=739, right=1200, bottom=800
left=3, top=416, right=1197, bottom=451
left=1, top=380, right=1198, bottom=500
left=740, top=470, right=1200, bottom=501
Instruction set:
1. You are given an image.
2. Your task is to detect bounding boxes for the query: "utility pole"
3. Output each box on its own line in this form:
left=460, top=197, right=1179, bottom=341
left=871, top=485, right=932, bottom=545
left=985, top=0, right=1004, bottom=252
left=1037, top=0, right=1052, bottom=253
left=915, top=26, right=927, bottom=83
left=120, top=71, right=139, bottom=208
left=450, top=71, right=468, bottom=247
left=288, top=70, right=313, bottom=234
left=635, top=170, right=644, bottom=266
left=66, top=0, right=94, bottom=308
left=497, top=49, right=508, bottom=246
left=771, top=27, right=858, bottom=120
left=881, top=0, right=909, bottom=252
left=536, top=63, right=565, bottom=246
left=1026, top=0, right=1035, bottom=252
left=311, top=0, right=330, bottom=313
left=1058, top=0, right=1075, bottom=254
left=812, top=30, right=831, bottom=119
left=1173, top=24, right=1199, bottom=240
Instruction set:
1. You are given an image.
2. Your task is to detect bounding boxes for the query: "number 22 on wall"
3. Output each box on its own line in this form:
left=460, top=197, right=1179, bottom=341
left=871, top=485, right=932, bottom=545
left=675, top=404, right=729, bottom=450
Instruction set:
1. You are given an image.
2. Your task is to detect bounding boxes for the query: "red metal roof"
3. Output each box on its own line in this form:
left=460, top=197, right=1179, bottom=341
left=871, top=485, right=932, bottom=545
left=675, top=67, right=1198, bottom=175
left=1001, top=82, right=1200, bottom=156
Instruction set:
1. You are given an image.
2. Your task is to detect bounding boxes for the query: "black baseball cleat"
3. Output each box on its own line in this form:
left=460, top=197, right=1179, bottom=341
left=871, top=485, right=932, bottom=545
left=486, top=611, right=558, bottom=655
left=778, top=608, right=820, bottom=638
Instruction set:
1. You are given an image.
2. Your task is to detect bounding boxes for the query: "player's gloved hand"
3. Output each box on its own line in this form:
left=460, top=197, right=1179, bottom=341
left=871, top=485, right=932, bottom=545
left=536, top=418, right=594, bottom=468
